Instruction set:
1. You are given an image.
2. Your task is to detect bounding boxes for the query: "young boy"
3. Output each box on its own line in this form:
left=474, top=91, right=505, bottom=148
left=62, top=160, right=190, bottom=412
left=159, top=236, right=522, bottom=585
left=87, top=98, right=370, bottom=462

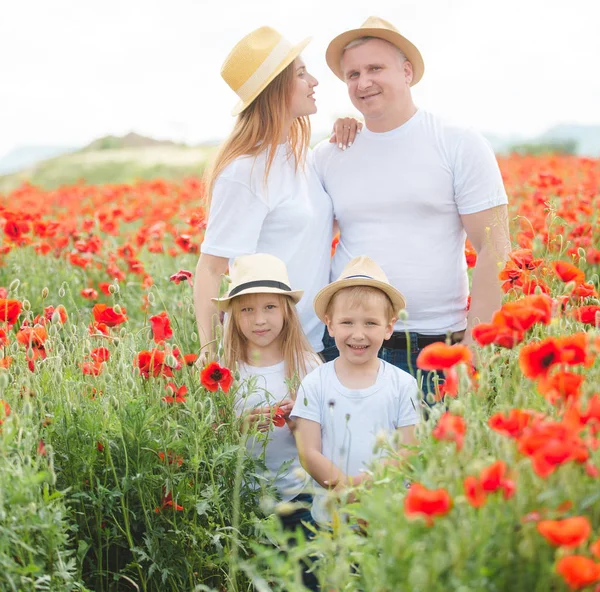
left=291, top=256, right=419, bottom=526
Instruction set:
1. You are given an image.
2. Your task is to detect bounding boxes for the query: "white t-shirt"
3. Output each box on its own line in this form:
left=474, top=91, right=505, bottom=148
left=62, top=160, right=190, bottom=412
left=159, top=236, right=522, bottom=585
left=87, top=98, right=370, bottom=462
left=312, top=109, right=508, bottom=335
left=236, top=356, right=320, bottom=503
left=290, top=360, right=419, bottom=525
left=201, top=146, right=334, bottom=351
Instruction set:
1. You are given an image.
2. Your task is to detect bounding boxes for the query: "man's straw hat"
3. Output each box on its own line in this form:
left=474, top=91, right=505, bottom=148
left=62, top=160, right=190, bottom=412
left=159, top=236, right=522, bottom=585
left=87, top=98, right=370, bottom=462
left=221, top=26, right=311, bottom=116
left=313, top=256, right=406, bottom=323
left=212, top=253, right=303, bottom=309
left=325, top=16, right=424, bottom=86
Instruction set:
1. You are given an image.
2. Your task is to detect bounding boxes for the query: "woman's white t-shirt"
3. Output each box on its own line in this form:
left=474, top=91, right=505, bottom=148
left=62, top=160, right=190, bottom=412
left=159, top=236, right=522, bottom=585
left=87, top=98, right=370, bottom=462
left=201, top=146, right=334, bottom=352
left=235, top=358, right=319, bottom=503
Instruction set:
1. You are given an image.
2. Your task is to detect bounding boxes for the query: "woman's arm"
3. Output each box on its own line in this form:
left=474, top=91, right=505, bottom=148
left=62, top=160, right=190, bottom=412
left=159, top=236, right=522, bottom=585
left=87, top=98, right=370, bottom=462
left=193, top=252, right=229, bottom=363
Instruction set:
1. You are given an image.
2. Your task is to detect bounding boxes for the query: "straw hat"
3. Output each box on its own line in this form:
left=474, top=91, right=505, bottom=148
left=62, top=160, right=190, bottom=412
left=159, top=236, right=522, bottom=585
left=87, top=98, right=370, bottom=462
left=325, top=16, right=424, bottom=86
left=212, top=253, right=303, bottom=309
left=221, top=26, right=311, bottom=116
left=313, top=256, right=406, bottom=323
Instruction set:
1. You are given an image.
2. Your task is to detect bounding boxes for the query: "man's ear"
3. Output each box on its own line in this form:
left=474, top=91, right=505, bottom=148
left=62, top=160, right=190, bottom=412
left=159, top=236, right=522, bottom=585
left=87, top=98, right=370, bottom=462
left=385, top=317, right=397, bottom=339
left=324, top=315, right=334, bottom=337
left=403, top=61, right=413, bottom=85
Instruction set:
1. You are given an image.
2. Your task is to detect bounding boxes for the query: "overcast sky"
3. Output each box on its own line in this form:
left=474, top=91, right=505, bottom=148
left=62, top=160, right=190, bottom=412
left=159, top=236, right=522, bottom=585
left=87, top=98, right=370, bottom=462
left=1, top=0, right=599, bottom=158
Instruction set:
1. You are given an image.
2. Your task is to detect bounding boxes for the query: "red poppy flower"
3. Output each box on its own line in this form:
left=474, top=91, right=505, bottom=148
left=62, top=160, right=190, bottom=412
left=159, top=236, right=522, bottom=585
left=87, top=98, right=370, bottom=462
left=537, top=371, right=584, bottom=404
left=200, top=362, right=233, bottom=393
left=488, top=409, right=537, bottom=438
left=591, top=539, right=600, bottom=560
left=92, top=303, right=128, bottom=327
left=0, top=298, right=22, bottom=325
left=99, top=282, right=112, bottom=296
left=149, top=311, right=173, bottom=344
left=154, top=491, right=184, bottom=513
left=556, top=555, right=600, bottom=590
left=0, top=399, right=10, bottom=425
left=272, top=407, right=286, bottom=428
left=169, top=269, right=193, bottom=286
left=183, top=353, right=198, bottom=366
left=41, top=304, right=68, bottom=324
left=519, top=338, right=562, bottom=379
left=16, top=326, right=48, bottom=349
left=416, top=343, right=472, bottom=371
left=572, top=305, right=600, bottom=326
left=0, top=327, right=9, bottom=347
left=552, top=260, right=585, bottom=285
left=509, top=248, right=543, bottom=270
left=81, top=288, right=99, bottom=300
left=81, top=361, right=104, bottom=376
left=90, top=347, right=110, bottom=363
left=432, top=412, right=466, bottom=450
left=135, top=349, right=174, bottom=378
left=500, top=294, right=553, bottom=332
left=537, top=517, right=592, bottom=548
left=464, top=476, right=486, bottom=508
left=404, top=483, right=452, bottom=526
left=163, top=383, right=187, bottom=404
left=158, top=450, right=184, bottom=466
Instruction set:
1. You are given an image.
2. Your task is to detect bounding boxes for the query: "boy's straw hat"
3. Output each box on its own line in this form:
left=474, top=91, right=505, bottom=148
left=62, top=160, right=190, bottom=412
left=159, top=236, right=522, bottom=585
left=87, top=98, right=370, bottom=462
left=313, top=256, right=406, bottom=322
left=221, top=26, right=311, bottom=116
left=325, top=16, right=424, bottom=86
left=212, top=253, right=303, bottom=309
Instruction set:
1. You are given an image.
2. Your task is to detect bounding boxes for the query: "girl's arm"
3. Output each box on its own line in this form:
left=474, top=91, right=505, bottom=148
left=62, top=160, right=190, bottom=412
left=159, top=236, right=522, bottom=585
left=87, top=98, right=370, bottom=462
left=294, top=417, right=349, bottom=489
left=193, top=253, right=229, bottom=364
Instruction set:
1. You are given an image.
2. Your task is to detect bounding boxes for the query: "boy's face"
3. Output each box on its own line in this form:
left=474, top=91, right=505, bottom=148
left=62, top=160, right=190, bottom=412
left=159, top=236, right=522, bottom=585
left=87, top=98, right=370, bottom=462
left=325, top=290, right=395, bottom=366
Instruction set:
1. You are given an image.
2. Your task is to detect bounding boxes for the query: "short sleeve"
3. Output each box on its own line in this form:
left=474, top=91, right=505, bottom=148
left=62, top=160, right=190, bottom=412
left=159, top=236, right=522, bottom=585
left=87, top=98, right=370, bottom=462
left=290, top=368, right=322, bottom=424
left=201, top=177, right=269, bottom=259
left=453, top=129, right=508, bottom=216
left=309, top=142, right=334, bottom=191
left=394, top=374, right=419, bottom=428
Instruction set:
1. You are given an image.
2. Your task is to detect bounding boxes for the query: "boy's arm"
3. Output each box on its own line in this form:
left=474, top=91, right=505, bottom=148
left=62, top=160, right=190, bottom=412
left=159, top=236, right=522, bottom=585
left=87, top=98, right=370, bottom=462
left=294, top=417, right=349, bottom=489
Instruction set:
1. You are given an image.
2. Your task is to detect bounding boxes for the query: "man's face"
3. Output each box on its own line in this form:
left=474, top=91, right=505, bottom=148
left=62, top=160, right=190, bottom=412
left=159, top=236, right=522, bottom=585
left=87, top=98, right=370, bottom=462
left=340, top=38, right=413, bottom=123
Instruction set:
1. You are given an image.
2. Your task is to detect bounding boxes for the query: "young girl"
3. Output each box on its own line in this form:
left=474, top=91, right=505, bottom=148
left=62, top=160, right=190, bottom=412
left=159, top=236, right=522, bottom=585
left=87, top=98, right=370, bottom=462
left=214, top=253, right=320, bottom=540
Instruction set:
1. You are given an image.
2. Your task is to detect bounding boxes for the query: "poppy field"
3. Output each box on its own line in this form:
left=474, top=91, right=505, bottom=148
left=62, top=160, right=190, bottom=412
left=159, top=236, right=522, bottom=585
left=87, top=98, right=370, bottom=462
left=1, top=156, right=600, bottom=591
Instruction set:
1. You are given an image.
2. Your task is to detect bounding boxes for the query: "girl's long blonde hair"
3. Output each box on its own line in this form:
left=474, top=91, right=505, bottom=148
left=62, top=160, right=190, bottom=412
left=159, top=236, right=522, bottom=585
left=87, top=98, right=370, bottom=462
left=223, top=294, right=316, bottom=396
left=204, top=61, right=311, bottom=205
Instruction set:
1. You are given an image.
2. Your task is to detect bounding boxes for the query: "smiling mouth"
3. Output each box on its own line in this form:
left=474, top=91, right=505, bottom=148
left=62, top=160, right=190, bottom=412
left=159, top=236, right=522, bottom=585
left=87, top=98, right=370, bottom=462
left=348, top=344, right=368, bottom=350
left=360, top=92, right=381, bottom=100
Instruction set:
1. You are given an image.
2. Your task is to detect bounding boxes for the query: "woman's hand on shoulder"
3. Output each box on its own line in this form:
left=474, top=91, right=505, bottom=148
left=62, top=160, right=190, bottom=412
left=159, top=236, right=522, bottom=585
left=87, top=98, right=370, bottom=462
left=330, top=116, right=363, bottom=150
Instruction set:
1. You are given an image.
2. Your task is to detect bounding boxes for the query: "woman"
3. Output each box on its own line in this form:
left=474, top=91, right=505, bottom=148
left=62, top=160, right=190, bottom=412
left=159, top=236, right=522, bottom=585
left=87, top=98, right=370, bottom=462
left=194, top=26, right=359, bottom=362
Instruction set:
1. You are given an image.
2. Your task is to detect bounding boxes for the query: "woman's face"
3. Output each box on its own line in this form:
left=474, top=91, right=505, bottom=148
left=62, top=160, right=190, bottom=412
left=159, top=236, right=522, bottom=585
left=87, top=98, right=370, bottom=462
left=289, top=57, right=318, bottom=118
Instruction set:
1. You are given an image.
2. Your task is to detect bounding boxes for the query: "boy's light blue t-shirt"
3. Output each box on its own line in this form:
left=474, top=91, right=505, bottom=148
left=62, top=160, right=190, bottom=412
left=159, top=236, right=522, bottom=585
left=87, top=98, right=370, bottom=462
left=290, top=359, right=419, bottom=525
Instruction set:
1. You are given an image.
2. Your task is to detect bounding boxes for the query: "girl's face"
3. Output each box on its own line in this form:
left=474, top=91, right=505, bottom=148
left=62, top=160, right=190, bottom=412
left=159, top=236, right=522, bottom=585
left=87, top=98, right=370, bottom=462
left=289, top=57, right=318, bottom=118
left=236, top=293, right=286, bottom=359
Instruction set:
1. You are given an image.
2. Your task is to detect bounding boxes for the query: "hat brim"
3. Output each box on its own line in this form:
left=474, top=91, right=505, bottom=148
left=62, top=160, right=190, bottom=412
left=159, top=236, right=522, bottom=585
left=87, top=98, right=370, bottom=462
left=325, top=28, right=424, bottom=86
left=212, top=286, right=304, bottom=310
left=231, top=36, right=312, bottom=116
left=313, top=278, right=406, bottom=323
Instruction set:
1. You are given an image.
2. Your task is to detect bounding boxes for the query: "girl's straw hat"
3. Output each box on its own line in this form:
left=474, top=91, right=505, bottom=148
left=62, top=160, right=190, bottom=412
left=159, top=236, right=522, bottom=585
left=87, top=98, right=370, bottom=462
left=325, top=16, right=424, bottom=86
left=212, top=253, right=304, bottom=309
left=221, top=26, right=311, bottom=116
left=313, top=256, right=406, bottom=322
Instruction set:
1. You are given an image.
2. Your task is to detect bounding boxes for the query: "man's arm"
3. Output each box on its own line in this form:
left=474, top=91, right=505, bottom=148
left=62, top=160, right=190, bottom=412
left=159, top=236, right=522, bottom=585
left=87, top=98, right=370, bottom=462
left=461, top=204, right=511, bottom=346
left=294, top=417, right=349, bottom=489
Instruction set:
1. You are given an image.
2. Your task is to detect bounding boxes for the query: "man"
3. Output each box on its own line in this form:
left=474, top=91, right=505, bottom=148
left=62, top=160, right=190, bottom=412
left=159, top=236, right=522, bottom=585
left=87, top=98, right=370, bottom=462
left=315, top=16, right=511, bottom=379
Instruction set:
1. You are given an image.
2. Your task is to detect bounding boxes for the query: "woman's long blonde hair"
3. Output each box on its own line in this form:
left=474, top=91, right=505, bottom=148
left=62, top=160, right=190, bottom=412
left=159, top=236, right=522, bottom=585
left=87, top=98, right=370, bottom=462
left=223, top=294, right=316, bottom=397
left=204, top=61, right=311, bottom=204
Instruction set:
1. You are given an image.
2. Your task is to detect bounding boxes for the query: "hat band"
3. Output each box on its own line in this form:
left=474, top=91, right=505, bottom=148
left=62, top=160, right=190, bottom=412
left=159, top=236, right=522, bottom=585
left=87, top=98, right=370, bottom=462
left=228, top=279, right=292, bottom=297
left=236, top=36, right=294, bottom=102
left=344, top=274, right=375, bottom=280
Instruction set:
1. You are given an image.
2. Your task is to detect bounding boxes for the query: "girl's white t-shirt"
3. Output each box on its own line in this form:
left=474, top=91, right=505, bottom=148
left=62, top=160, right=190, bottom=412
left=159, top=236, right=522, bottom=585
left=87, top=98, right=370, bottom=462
left=201, top=146, right=334, bottom=352
left=291, top=359, right=419, bottom=525
left=235, top=357, right=319, bottom=503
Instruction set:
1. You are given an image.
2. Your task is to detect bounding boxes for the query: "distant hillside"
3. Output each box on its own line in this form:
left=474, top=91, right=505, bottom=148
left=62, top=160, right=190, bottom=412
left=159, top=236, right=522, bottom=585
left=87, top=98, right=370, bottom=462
left=536, top=124, right=600, bottom=156
left=80, top=132, right=184, bottom=152
left=0, top=145, right=77, bottom=175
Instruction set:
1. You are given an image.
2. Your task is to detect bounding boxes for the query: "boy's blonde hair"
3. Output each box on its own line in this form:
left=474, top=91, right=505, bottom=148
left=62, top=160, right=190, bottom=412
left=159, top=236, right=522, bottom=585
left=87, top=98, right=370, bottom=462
left=223, top=294, right=315, bottom=395
left=325, top=285, right=396, bottom=322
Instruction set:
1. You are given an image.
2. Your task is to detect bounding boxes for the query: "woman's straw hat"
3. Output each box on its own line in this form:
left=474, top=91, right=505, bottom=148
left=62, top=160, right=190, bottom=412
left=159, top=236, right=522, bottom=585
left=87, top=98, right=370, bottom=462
left=221, top=26, right=311, bottom=116
left=325, top=16, right=424, bottom=86
left=313, top=256, right=406, bottom=323
left=212, top=253, right=304, bottom=309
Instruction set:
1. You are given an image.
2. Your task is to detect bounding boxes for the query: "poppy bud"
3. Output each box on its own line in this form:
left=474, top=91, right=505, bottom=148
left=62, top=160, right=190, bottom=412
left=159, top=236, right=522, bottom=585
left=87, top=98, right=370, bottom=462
left=0, top=372, right=9, bottom=390
left=190, top=331, right=197, bottom=342
left=195, top=400, right=204, bottom=415
left=9, top=279, right=20, bottom=293
left=119, top=327, right=127, bottom=338
left=165, top=354, right=178, bottom=368
left=109, top=284, right=118, bottom=294
left=22, top=299, right=31, bottom=311
left=26, top=347, right=35, bottom=360
left=398, top=309, right=409, bottom=321
left=564, top=280, right=576, bottom=293
left=51, top=311, right=62, bottom=324
left=58, top=287, right=65, bottom=298
left=449, top=399, right=465, bottom=416
left=113, top=304, right=122, bottom=315
left=147, top=292, right=155, bottom=304
left=126, top=376, right=135, bottom=390
left=110, top=396, right=119, bottom=410
left=112, top=338, right=120, bottom=347
left=578, top=247, right=586, bottom=259
left=48, top=324, right=59, bottom=337
left=22, top=401, right=32, bottom=416
left=41, top=287, right=49, bottom=299
left=534, top=285, right=543, bottom=295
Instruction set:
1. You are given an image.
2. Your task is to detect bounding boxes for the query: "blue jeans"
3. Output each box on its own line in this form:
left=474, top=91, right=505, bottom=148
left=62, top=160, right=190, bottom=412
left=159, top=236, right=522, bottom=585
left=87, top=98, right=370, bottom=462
left=321, top=329, right=442, bottom=404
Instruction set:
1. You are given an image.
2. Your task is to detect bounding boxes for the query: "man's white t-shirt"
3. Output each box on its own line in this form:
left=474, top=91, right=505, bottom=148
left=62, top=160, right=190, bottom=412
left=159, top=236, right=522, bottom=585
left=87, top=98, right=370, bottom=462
left=290, top=360, right=419, bottom=525
left=236, top=359, right=320, bottom=503
left=312, top=109, right=508, bottom=335
left=201, top=146, right=334, bottom=351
